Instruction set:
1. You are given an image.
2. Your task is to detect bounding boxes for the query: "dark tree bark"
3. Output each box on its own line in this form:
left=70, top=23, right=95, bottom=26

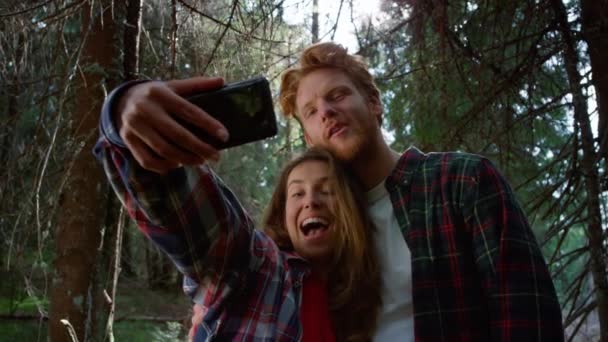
left=118, top=218, right=134, bottom=278
left=171, top=0, right=178, bottom=77
left=580, top=0, right=608, bottom=182
left=124, top=0, right=143, bottom=81
left=312, top=0, right=319, bottom=43
left=0, top=29, right=21, bottom=273
left=48, top=1, right=118, bottom=341
left=0, top=29, right=24, bottom=210
left=552, top=1, right=608, bottom=340
left=118, top=0, right=143, bottom=278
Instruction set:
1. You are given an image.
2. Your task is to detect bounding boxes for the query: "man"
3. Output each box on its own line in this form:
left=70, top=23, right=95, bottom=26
left=98, top=42, right=563, bottom=340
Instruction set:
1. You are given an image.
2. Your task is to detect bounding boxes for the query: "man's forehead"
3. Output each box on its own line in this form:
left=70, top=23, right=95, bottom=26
left=295, top=70, right=352, bottom=105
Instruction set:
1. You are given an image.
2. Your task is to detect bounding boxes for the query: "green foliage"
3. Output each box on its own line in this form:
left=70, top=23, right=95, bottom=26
left=3, top=0, right=605, bottom=339
left=363, top=1, right=606, bottom=333
left=150, top=322, right=185, bottom=341
left=0, top=321, right=188, bottom=342
left=115, top=321, right=186, bottom=342
left=0, top=321, right=48, bottom=341
left=0, top=296, right=48, bottom=315
left=0, top=0, right=307, bottom=339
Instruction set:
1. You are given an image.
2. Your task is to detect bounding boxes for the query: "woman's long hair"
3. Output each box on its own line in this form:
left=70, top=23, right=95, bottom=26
left=263, top=148, right=382, bottom=342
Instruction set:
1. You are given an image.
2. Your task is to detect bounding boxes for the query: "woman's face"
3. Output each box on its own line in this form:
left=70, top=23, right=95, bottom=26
left=284, top=160, right=335, bottom=264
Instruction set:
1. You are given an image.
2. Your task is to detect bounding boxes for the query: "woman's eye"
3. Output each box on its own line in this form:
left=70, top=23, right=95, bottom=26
left=291, top=192, right=304, bottom=198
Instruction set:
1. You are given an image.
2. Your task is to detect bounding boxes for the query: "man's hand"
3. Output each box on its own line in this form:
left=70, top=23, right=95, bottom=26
left=115, top=76, right=229, bottom=173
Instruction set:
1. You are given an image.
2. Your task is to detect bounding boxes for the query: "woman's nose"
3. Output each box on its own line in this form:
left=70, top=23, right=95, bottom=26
left=304, top=193, right=322, bottom=209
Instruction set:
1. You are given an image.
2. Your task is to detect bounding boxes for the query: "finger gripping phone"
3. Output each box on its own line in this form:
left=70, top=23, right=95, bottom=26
left=183, top=76, right=278, bottom=149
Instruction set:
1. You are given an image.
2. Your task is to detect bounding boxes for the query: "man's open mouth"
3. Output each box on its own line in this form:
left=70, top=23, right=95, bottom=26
left=328, top=123, right=346, bottom=139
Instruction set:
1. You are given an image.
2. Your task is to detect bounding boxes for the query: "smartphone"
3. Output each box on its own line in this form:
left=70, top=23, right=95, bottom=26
left=182, top=76, right=277, bottom=149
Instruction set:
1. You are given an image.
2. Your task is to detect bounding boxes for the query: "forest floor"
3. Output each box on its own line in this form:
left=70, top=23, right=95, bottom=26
left=0, top=274, right=192, bottom=341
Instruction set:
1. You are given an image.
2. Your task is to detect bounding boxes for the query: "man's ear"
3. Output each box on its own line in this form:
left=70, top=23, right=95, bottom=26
left=293, top=114, right=314, bottom=146
left=369, top=96, right=382, bottom=121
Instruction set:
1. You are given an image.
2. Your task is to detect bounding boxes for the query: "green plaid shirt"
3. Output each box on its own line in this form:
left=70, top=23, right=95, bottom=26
left=387, top=147, right=563, bottom=341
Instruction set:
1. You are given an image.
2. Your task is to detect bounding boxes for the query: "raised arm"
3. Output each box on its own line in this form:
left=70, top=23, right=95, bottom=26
left=464, top=158, right=564, bottom=341
left=105, top=77, right=229, bottom=173
left=93, top=77, right=256, bottom=293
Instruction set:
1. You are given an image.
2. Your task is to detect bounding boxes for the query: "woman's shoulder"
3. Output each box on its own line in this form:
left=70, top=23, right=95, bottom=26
left=250, top=230, right=308, bottom=276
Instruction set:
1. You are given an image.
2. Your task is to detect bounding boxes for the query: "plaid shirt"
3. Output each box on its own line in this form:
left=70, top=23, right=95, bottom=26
left=387, top=148, right=563, bottom=341
left=94, top=85, right=310, bottom=341
left=95, top=83, right=563, bottom=341
left=95, top=140, right=311, bottom=341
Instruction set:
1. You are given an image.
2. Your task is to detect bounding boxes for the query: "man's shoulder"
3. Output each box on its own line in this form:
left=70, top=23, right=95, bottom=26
left=390, top=147, right=488, bottom=187
left=397, top=147, right=488, bottom=174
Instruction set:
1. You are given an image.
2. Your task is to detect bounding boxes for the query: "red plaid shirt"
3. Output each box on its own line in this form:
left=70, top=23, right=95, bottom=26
left=386, top=147, right=563, bottom=341
left=95, top=136, right=311, bottom=340
left=95, top=83, right=563, bottom=340
left=94, top=85, right=311, bottom=340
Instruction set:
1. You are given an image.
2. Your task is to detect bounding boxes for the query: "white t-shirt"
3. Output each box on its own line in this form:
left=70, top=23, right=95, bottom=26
left=367, top=180, right=414, bottom=342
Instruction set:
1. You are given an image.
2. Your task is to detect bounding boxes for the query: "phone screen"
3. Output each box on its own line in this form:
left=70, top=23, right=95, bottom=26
left=185, top=77, right=277, bottom=149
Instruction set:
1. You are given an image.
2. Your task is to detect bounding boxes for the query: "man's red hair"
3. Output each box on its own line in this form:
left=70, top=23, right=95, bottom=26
left=279, top=42, right=381, bottom=119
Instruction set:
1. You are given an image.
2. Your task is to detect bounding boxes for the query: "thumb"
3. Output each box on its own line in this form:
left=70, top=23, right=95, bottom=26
left=167, top=76, right=225, bottom=96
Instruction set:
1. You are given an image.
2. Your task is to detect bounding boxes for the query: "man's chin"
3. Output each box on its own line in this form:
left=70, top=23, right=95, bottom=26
left=326, top=138, right=364, bottom=162
left=330, top=149, right=357, bottom=162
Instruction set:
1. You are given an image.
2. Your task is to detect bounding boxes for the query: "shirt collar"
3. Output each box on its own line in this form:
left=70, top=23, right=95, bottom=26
left=386, top=146, right=426, bottom=189
left=366, top=179, right=388, bottom=204
left=283, top=250, right=311, bottom=274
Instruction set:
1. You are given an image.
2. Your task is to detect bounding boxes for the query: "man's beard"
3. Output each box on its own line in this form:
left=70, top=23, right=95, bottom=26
left=325, top=132, right=368, bottom=164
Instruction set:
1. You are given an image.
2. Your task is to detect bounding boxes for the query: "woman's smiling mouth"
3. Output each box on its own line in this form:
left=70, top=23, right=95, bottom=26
left=300, top=216, right=330, bottom=240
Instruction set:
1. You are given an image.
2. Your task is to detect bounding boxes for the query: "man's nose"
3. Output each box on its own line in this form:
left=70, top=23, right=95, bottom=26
left=318, top=100, right=337, bottom=122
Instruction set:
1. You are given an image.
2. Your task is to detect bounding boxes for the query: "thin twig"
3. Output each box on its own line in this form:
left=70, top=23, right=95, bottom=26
left=332, top=1, right=345, bottom=41
left=104, top=208, right=126, bottom=342
left=202, top=0, right=239, bottom=75
left=0, top=0, right=54, bottom=18
left=177, top=0, right=282, bottom=43
left=60, top=319, right=80, bottom=342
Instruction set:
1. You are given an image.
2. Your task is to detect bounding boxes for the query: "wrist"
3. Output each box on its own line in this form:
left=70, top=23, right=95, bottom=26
left=100, top=79, right=149, bottom=147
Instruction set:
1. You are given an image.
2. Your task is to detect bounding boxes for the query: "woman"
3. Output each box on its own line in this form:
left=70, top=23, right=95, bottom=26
left=95, top=133, right=381, bottom=340
left=191, top=148, right=382, bottom=341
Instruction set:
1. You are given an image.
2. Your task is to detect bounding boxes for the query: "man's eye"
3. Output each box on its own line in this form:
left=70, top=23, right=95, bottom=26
left=332, top=94, right=345, bottom=101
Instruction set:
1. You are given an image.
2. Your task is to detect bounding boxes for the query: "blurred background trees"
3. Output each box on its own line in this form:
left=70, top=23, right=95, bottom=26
left=0, top=0, right=606, bottom=340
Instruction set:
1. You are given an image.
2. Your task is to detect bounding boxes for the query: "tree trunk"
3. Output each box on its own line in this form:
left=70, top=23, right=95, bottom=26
left=119, top=0, right=144, bottom=278
left=312, top=0, right=319, bottom=43
left=552, top=1, right=608, bottom=340
left=580, top=0, right=608, bottom=182
left=0, top=29, right=24, bottom=210
left=0, top=44, right=21, bottom=272
left=124, top=0, right=143, bottom=81
left=170, top=0, right=178, bottom=77
left=0, top=24, right=22, bottom=161
left=48, top=1, right=118, bottom=341
left=119, top=223, right=135, bottom=278
left=104, top=208, right=126, bottom=342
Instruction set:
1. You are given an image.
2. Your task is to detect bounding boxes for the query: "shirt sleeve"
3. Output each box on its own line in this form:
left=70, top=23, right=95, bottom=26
left=464, top=158, right=564, bottom=341
left=99, top=79, right=149, bottom=147
left=93, top=85, right=261, bottom=296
